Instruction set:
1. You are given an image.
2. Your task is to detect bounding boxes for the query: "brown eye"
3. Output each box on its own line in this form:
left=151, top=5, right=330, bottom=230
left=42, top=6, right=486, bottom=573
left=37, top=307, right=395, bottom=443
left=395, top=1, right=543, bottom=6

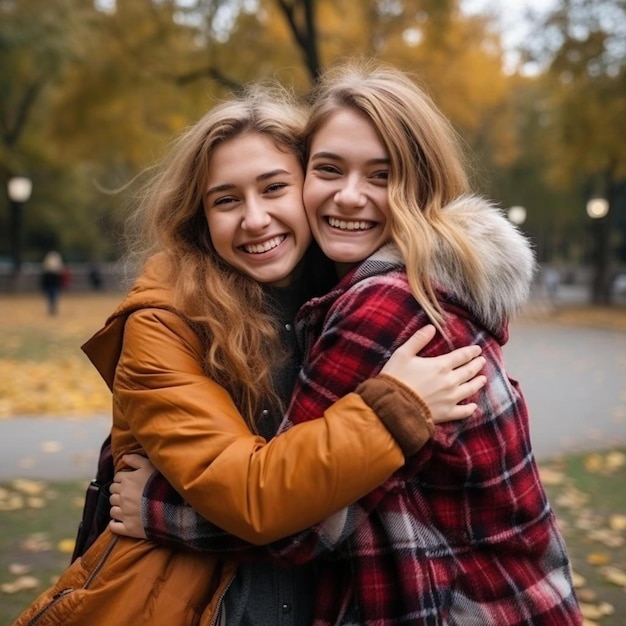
left=265, top=183, right=287, bottom=193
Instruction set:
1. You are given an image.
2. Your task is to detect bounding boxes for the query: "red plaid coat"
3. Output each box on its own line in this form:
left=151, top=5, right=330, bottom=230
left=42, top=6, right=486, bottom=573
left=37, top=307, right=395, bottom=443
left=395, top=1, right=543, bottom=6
left=272, top=243, right=581, bottom=625
left=143, top=198, right=582, bottom=624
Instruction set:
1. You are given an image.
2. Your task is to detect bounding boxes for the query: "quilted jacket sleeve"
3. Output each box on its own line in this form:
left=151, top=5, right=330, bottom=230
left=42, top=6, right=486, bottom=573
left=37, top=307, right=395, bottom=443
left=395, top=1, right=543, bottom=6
left=140, top=372, right=434, bottom=554
left=139, top=279, right=439, bottom=559
left=113, top=308, right=406, bottom=545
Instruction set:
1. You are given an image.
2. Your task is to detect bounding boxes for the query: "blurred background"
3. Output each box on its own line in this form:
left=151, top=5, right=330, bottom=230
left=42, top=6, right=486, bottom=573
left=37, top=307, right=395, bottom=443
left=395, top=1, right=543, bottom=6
left=1, top=3, right=626, bottom=621
left=1, top=0, right=625, bottom=304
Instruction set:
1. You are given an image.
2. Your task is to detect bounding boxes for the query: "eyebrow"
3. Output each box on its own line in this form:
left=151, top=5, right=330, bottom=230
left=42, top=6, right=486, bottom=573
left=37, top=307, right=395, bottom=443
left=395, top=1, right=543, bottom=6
left=309, top=151, right=390, bottom=166
left=205, top=169, right=294, bottom=197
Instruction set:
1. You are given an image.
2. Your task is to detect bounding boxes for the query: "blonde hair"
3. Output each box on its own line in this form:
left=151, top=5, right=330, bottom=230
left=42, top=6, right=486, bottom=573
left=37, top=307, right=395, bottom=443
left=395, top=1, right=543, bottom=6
left=125, top=84, right=308, bottom=431
left=305, top=59, right=484, bottom=330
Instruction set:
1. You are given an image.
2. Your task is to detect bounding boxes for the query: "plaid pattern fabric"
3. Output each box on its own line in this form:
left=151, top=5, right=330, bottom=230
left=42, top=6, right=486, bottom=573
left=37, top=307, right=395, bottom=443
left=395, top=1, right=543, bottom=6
left=143, top=244, right=581, bottom=624
left=275, top=246, right=581, bottom=625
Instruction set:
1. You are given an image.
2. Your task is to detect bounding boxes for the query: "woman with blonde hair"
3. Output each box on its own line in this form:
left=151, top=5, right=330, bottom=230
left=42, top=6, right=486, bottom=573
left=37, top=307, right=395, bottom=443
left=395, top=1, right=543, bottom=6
left=282, top=59, right=581, bottom=624
left=14, top=82, right=486, bottom=625
left=113, top=61, right=581, bottom=624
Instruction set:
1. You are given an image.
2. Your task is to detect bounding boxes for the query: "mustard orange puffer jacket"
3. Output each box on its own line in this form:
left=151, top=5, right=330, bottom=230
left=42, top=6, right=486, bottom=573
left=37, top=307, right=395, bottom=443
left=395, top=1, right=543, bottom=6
left=14, top=254, right=423, bottom=626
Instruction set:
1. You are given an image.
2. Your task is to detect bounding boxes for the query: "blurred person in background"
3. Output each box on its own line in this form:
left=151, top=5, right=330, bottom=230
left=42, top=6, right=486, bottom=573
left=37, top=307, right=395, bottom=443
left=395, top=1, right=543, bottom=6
left=40, top=250, right=64, bottom=316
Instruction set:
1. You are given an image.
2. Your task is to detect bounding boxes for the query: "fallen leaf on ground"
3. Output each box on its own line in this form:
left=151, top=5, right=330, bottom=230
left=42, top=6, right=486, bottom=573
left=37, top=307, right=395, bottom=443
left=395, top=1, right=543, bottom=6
left=0, top=494, right=25, bottom=511
left=584, top=454, right=604, bottom=473
left=20, top=533, right=52, bottom=552
left=605, top=451, right=626, bottom=471
left=27, top=496, right=46, bottom=509
left=556, top=487, right=589, bottom=509
left=587, top=528, right=624, bottom=548
left=576, top=588, right=597, bottom=603
left=579, top=601, right=614, bottom=620
left=586, top=552, right=611, bottom=566
left=600, top=565, right=626, bottom=587
left=11, top=478, right=46, bottom=496
left=57, top=538, right=76, bottom=554
left=539, top=466, right=566, bottom=485
left=0, top=356, right=111, bottom=417
left=574, top=510, right=602, bottom=531
left=0, top=576, right=40, bottom=593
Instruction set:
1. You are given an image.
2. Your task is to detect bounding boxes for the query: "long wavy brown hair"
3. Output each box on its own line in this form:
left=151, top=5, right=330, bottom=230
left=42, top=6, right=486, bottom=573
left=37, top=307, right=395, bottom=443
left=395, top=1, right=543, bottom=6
left=124, top=84, right=308, bottom=431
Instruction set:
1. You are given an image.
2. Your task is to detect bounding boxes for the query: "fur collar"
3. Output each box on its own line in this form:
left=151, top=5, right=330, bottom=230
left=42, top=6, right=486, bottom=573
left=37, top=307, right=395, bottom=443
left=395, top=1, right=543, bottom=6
left=375, top=194, right=536, bottom=335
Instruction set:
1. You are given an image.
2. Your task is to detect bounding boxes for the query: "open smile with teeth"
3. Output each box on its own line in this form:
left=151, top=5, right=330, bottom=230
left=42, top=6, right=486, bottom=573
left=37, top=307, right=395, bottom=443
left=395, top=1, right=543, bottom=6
left=327, top=217, right=375, bottom=231
left=242, top=235, right=286, bottom=254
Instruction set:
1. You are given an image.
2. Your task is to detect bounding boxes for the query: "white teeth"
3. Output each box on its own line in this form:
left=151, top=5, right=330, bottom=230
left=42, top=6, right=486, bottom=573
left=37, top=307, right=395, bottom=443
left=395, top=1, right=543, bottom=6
left=328, top=217, right=374, bottom=231
left=243, top=235, right=285, bottom=254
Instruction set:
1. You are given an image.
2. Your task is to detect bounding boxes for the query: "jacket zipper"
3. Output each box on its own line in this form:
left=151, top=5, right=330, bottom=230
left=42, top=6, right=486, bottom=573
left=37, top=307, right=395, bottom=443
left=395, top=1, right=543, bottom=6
left=209, top=572, right=235, bottom=626
left=82, top=535, right=118, bottom=589
left=26, top=589, right=73, bottom=626
left=26, top=536, right=119, bottom=625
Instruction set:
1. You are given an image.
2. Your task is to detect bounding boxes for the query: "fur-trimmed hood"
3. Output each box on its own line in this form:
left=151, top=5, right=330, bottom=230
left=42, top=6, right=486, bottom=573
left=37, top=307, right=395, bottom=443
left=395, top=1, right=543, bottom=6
left=431, top=194, right=536, bottom=335
left=372, top=194, right=536, bottom=339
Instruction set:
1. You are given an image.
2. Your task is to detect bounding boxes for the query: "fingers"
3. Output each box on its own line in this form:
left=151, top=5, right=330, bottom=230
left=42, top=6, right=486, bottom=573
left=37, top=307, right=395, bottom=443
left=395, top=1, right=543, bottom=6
left=444, top=345, right=483, bottom=369
left=110, top=504, right=122, bottom=521
left=450, top=403, right=478, bottom=420
left=470, top=375, right=487, bottom=394
left=436, top=398, right=484, bottom=422
left=109, top=515, right=147, bottom=539
left=398, top=324, right=436, bottom=354
left=452, top=356, right=486, bottom=384
left=122, top=454, right=150, bottom=470
left=454, top=376, right=487, bottom=402
left=109, top=518, right=132, bottom=537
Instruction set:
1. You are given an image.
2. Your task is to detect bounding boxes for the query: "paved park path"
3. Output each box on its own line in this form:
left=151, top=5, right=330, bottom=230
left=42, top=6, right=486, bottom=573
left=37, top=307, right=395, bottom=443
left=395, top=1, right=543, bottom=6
left=504, top=319, right=626, bottom=460
left=1, top=315, right=625, bottom=481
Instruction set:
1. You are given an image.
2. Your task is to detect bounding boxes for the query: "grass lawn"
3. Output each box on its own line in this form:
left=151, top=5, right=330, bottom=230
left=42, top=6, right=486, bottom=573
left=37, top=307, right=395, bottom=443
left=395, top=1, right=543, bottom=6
left=540, top=450, right=626, bottom=625
left=0, top=479, right=87, bottom=624
left=1, top=450, right=625, bottom=624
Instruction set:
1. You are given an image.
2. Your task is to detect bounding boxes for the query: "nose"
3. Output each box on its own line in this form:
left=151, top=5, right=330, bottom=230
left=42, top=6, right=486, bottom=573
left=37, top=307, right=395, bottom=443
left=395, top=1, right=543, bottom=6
left=241, top=197, right=271, bottom=231
left=333, top=176, right=367, bottom=209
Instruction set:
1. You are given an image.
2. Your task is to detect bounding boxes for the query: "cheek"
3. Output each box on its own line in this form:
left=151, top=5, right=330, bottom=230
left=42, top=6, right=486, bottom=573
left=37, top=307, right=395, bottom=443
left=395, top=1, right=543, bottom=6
left=289, top=208, right=313, bottom=249
left=205, top=213, right=232, bottom=254
left=378, top=194, right=391, bottom=225
left=303, top=181, right=322, bottom=223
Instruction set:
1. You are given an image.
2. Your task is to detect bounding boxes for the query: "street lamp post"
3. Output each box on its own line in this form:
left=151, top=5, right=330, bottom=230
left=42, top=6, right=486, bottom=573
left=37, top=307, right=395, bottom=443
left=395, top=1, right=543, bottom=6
left=586, top=197, right=610, bottom=305
left=7, top=175, right=33, bottom=278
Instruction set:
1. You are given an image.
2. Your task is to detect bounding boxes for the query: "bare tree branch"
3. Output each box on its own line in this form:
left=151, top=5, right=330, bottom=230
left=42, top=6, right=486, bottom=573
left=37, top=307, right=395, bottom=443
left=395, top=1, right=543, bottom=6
left=275, top=0, right=321, bottom=83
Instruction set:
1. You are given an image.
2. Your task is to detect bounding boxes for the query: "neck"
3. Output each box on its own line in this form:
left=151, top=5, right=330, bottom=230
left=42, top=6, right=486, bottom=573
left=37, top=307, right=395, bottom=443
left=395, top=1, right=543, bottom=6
left=335, top=261, right=357, bottom=279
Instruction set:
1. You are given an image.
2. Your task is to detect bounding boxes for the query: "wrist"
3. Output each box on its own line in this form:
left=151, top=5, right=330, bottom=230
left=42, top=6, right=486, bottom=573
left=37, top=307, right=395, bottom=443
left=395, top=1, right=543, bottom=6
left=356, top=374, right=434, bottom=457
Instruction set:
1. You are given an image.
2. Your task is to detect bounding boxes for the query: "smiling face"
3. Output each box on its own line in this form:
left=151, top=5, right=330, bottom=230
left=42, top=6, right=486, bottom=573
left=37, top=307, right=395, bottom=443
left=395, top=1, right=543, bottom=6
left=303, top=108, right=392, bottom=276
left=204, top=132, right=312, bottom=287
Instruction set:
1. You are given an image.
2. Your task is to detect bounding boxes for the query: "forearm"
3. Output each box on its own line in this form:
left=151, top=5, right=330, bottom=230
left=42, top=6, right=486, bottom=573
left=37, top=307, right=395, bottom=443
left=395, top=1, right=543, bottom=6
left=141, top=375, right=434, bottom=559
left=116, top=312, right=406, bottom=545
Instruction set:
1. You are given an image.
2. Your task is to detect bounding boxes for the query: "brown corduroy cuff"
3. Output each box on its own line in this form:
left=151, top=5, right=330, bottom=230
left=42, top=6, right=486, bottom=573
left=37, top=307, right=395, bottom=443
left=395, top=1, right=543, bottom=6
left=355, top=373, right=434, bottom=458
